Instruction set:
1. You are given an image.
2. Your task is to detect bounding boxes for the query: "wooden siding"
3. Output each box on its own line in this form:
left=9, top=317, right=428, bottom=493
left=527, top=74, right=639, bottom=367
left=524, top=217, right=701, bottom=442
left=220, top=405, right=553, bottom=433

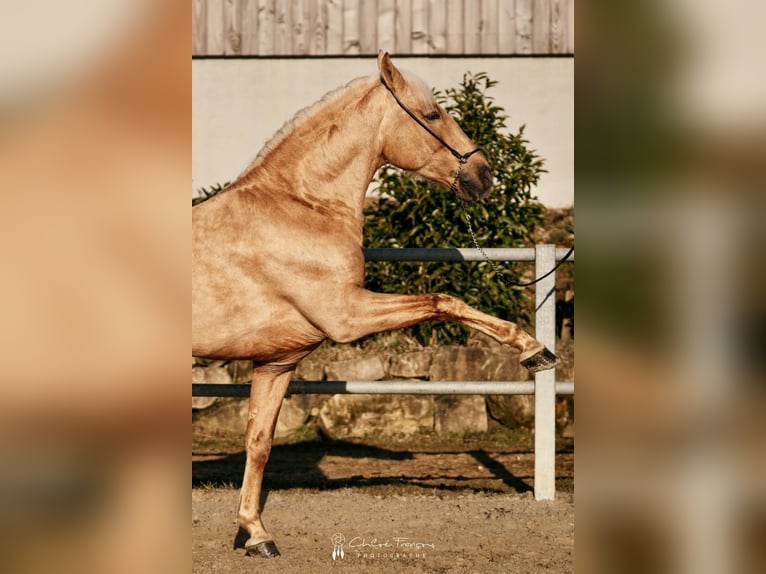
left=192, top=0, right=574, bottom=56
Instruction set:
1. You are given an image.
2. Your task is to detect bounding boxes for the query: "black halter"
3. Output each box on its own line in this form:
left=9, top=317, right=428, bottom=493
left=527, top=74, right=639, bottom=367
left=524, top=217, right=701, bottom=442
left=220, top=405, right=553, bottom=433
left=383, top=84, right=482, bottom=165
left=383, top=81, right=574, bottom=289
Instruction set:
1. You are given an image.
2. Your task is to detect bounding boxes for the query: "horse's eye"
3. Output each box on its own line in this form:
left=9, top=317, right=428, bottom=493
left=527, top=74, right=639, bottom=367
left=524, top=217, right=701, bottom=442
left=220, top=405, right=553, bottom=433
left=423, top=111, right=440, bottom=121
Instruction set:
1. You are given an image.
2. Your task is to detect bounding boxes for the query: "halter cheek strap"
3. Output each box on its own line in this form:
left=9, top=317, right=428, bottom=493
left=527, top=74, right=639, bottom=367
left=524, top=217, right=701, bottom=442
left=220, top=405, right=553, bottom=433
left=384, top=85, right=481, bottom=164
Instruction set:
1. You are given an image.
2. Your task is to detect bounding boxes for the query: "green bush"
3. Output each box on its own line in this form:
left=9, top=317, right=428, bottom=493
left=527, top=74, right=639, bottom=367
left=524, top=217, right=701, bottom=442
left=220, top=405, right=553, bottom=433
left=192, top=182, right=229, bottom=206
left=363, top=72, right=547, bottom=345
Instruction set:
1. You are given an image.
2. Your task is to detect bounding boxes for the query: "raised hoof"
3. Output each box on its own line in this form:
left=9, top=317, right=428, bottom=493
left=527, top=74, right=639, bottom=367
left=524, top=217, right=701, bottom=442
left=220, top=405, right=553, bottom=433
left=246, top=540, right=281, bottom=559
left=520, top=347, right=558, bottom=372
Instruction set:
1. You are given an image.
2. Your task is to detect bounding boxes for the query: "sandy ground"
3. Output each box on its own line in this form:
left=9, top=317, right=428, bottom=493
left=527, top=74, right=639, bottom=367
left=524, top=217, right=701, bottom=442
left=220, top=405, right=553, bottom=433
left=192, top=434, right=574, bottom=573
left=192, top=488, right=573, bottom=574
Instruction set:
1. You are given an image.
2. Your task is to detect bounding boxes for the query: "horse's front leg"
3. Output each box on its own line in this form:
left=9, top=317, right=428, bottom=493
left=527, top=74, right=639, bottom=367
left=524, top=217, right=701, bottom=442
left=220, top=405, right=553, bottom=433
left=310, top=289, right=557, bottom=371
left=235, top=364, right=294, bottom=558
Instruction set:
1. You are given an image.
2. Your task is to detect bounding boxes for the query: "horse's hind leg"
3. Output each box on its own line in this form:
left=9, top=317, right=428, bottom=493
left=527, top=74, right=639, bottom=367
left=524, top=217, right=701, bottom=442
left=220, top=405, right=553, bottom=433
left=236, top=364, right=293, bottom=559
left=309, top=290, right=557, bottom=371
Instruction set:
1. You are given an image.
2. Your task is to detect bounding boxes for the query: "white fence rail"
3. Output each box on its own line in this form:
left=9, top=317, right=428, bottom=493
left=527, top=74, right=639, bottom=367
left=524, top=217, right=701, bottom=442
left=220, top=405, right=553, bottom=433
left=195, top=380, right=574, bottom=396
left=192, top=244, right=574, bottom=499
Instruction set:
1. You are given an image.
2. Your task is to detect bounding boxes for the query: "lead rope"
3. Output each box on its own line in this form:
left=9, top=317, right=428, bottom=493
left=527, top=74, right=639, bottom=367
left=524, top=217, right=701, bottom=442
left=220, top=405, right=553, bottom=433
left=451, top=159, right=574, bottom=288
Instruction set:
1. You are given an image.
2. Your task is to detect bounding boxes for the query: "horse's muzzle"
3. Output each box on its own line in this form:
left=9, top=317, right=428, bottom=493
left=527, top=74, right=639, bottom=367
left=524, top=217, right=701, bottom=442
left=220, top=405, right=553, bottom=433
left=459, top=164, right=493, bottom=201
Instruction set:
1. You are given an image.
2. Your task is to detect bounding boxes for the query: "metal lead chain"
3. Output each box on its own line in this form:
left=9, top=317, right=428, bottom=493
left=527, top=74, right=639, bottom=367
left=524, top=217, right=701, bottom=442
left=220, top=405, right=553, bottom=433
left=450, top=154, right=574, bottom=287
left=449, top=157, right=512, bottom=287
left=458, top=197, right=514, bottom=287
left=452, top=157, right=574, bottom=289
left=459, top=195, right=574, bottom=288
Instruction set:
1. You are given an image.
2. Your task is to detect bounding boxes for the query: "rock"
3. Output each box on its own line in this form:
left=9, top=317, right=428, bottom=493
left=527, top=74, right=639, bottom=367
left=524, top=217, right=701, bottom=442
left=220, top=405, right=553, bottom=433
left=325, top=355, right=386, bottom=381
left=486, top=396, right=573, bottom=433
left=275, top=396, right=310, bottom=439
left=318, top=395, right=433, bottom=439
left=429, top=347, right=488, bottom=381
left=486, top=395, right=535, bottom=429
left=193, top=395, right=309, bottom=439
left=480, top=351, right=525, bottom=382
left=428, top=347, right=521, bottom=435
left=428, top=346, right=522, bottom=381
left=389, top=350, right=433, bottom=378
left=294, top=354, right=325, bottom=381
left=192, top=364, right=232, bottom=410
left=193, top=398, right=249, bottom=435
left=425, top=346, right=536, bottom=432
left=557, top=397, right=573, bottom=434
left=434, top=395, right=488, bottom=434
left=225, top=360, right=253, bottom=383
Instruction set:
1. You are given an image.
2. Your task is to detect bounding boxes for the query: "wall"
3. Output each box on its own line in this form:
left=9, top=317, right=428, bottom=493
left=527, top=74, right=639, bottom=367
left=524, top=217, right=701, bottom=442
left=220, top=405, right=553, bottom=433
left=192, top=0, right=575, bottom=56
left=192, top=55, right=573, bottom=207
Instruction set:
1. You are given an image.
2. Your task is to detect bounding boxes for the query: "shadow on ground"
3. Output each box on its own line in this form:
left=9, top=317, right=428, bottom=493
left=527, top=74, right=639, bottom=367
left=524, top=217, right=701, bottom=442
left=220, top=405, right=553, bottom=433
left=190, top=438, right=573, bottom=496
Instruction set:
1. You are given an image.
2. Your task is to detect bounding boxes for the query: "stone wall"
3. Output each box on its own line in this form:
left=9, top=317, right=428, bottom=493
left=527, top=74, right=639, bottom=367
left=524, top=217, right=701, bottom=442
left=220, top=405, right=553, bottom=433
left=192, top=343, right=573, bottom=440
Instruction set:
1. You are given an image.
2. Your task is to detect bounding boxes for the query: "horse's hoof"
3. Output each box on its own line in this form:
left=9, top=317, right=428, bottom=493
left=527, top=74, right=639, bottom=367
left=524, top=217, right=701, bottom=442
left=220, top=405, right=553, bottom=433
left=521, top=347, right=558, bottom=372
left=246, top=540, right=281, bottom=558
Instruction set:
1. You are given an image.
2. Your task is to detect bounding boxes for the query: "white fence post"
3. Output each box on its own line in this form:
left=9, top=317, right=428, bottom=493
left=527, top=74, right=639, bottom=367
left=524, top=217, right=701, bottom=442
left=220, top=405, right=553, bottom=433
left=534, top=244, right=557, bottom=500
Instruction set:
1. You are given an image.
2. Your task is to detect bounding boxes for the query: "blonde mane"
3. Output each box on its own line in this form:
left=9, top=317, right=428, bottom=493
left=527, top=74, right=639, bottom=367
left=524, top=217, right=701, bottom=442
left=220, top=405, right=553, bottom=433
left=236, top=68, right=436, bottom=180
left=238, top=75, right=377, bottom=177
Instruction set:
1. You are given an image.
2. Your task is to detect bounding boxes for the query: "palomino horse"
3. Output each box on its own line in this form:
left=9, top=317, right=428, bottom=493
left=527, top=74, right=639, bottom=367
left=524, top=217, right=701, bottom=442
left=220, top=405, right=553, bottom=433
left=192, top=52, right=557, bottom=558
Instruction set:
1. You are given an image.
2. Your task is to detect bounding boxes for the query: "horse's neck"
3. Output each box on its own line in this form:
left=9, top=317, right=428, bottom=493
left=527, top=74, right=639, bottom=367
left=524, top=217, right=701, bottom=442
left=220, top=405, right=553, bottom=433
left=237, top=79, right=385, bottom=218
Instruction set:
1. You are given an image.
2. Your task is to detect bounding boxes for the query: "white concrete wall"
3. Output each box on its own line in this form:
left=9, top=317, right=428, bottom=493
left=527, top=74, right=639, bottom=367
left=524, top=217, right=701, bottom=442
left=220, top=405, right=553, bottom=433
left=192, top=57, right=573, bottom=207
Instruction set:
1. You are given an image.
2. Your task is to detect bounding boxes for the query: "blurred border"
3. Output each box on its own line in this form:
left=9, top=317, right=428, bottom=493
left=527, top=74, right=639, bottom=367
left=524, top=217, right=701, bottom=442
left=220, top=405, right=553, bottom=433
left=0, top=2, right=189, bottom=573
left=2, top=0, right=765, bottom=572
left=576, top=0, right=766, bottom=572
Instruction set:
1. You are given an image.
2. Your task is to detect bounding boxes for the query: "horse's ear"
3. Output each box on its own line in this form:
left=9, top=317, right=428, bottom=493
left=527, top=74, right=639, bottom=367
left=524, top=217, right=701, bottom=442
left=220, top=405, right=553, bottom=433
left=378, top=50, right=405, bottom=93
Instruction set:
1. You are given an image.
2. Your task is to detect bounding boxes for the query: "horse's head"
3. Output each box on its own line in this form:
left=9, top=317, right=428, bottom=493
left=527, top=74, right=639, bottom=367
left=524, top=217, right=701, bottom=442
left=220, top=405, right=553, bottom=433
left=377, top=51, right=493, bottom=202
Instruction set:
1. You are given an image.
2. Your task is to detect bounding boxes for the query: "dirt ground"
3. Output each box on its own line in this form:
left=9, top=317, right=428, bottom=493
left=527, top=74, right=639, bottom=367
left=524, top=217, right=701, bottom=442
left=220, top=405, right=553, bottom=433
left=193, top=488, right=573, bottom=574
left=192, top=430, right=574, bottom=573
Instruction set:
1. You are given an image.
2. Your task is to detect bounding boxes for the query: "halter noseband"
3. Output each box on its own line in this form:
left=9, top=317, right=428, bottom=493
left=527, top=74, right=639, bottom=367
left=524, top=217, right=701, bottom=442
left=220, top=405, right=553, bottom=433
left=383, top=84, right=482, bottom=166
